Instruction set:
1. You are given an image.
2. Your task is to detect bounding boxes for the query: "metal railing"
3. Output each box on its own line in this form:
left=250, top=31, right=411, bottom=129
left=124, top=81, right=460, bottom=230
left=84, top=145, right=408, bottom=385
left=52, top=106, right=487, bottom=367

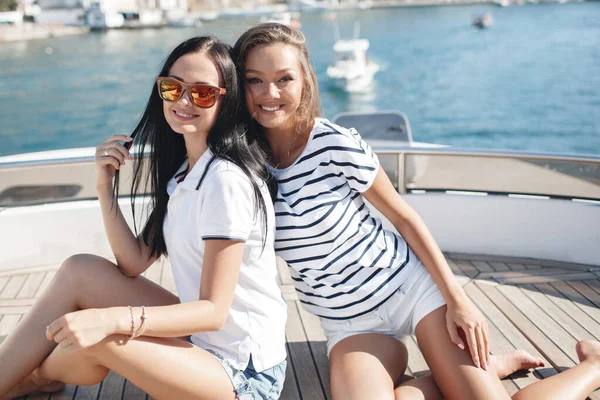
left=377, top=147, right=600, bottom=201
left=1, top=146, right=599, bottom=207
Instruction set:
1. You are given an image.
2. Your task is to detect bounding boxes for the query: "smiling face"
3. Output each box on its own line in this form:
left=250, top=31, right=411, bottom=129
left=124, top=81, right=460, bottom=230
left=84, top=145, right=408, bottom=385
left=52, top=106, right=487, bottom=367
left=243, top=43, right=304, bottom=135
left=162, top=51, right=223, bottom=137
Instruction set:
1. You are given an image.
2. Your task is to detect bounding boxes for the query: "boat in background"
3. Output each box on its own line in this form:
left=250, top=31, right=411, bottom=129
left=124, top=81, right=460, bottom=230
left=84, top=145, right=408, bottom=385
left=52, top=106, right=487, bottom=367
left=473, top=12, right=494, bottom=29
left=259, top=12, right=301, bottom=29
left=86, top=2, right=124, bottom=30
left=326, top=21, right=379, bottom=92
left=287, top=0, right=328, bottom=13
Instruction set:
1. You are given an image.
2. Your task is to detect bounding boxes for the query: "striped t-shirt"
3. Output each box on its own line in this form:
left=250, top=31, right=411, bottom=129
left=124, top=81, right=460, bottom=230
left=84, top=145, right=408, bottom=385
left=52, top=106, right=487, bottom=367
left=269, top=118, right=415, bottom=320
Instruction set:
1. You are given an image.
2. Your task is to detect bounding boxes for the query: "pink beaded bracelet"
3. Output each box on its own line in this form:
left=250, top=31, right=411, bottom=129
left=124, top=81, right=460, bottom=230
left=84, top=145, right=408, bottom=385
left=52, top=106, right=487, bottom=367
left=126, top=305, right=137, bottom=339
left=126, top=306, right=148, bottom=339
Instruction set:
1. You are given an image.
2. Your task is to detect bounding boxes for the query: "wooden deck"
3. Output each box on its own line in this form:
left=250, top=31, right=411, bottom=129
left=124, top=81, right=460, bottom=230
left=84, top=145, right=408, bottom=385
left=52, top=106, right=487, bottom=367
left=2, top=254, right=600, bottom=400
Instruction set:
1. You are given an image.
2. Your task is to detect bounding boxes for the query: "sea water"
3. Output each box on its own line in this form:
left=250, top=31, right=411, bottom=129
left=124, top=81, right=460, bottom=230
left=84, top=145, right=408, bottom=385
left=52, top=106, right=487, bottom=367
left=0, top=3, right=598, bottom=157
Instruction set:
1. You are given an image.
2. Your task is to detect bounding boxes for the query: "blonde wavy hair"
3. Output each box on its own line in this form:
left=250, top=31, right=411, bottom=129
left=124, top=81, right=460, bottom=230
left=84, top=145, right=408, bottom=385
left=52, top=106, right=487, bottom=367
left=234, top=23, right=322, bottom=136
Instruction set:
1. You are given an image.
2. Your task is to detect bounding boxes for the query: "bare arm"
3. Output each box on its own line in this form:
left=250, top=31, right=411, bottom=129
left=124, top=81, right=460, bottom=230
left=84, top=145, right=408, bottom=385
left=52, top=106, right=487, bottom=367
left=95, top=135, right=156, bottom=276
left=46, top=240, right=242, bottom=350
left=363, top=166, right=490, bottom=369
left=112, top=239, right=242, bottom=336
left=363, top=168, right=461, bottom=304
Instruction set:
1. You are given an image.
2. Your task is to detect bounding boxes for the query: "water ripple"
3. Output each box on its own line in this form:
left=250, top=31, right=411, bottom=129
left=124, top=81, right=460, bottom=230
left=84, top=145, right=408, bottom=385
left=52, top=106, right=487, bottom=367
left=1, top=3, right=599, bottom=156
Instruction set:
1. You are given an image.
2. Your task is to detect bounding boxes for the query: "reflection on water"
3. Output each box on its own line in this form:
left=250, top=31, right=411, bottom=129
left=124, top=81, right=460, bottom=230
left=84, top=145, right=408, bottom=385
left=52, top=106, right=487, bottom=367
left=1, top=3, right=599, bottom=157
left=325, top=83, right=379, bottom=115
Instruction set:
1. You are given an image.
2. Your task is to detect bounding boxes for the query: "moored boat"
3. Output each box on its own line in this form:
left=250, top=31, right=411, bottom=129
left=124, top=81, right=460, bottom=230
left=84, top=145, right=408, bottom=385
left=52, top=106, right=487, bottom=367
left=326, top=37, right=379, bottom=93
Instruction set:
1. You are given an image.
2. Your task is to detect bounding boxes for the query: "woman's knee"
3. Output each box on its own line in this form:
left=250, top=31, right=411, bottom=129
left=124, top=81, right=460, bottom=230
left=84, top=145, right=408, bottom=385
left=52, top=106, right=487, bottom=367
left=57, top=254, right=119, bottom=287
left=330, top=334, right=409, bottom=383
left=329, top=334, right=406, bottom=400
left=38, top=343, right=110, bottom=387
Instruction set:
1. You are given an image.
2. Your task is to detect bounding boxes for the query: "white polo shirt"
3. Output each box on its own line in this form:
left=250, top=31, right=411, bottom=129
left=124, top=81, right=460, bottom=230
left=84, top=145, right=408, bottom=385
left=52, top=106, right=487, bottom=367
left=163, top=149, right=287, bottom=372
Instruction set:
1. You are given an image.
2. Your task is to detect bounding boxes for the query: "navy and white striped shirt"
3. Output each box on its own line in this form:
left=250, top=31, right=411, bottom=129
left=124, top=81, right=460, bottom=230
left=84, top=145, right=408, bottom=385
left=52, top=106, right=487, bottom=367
left=269, top=118, right=416, bottom=320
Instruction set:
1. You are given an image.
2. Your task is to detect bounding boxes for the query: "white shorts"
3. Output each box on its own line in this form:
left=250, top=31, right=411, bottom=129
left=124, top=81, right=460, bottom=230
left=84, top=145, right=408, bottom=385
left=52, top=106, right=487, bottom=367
left=319, top=261, right=446, bottom=356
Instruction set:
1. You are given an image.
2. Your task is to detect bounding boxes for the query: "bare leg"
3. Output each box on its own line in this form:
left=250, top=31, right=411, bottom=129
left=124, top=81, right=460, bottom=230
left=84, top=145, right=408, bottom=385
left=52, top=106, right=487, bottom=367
left=511, top=340, right=600, bottom=400
left=394, top=375, right=441, bottom=400
left=415, top=306, right=511, bottom=400
left=328, top=330, right=543, bottom=400
left=9, top=335, right=236, bottom=400
left=0, top=377, right=64, bottom=400
left=0, top=254, right=179, bottom=397
left=416, top=307, right=600, bottom=400
left=393, top=351, right=544, bottom=400
left=330, top=333, right=408, bottom=400
left=493, top=350, right=545, bottom=379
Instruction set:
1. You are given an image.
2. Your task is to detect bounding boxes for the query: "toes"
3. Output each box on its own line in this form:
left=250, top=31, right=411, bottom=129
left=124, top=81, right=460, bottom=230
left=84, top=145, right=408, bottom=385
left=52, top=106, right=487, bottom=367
left=537, top=359, right=545, bottom=367
left=43, top=381, right=66, bottom=392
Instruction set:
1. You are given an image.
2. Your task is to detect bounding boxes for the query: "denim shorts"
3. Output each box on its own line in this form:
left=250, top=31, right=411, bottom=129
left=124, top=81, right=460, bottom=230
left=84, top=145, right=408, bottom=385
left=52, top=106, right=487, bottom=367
left=320, top=261, right=446, bottom=355
left=207, top=349, right=287, bottom=400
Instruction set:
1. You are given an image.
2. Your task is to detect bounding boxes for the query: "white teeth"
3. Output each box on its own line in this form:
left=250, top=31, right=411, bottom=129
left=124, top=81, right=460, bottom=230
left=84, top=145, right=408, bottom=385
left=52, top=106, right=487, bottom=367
left=175, top=110, right=195, bottom=118
left=261, top=105, right=281, bottom=112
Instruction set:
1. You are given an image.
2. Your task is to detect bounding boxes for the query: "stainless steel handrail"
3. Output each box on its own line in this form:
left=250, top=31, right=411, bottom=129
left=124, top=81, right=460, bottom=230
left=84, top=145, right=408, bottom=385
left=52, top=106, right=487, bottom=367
left=374, top=146, right=600, bottom=162
left=1, top=146, right=599, bottom=206
left=376, top=148, right=600, bottom=200
left=2, top=146, right=598, bottom=169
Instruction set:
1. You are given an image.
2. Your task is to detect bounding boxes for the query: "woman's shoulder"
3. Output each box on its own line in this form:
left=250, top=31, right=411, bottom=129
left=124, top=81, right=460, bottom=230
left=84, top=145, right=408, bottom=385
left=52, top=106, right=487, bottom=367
left=311, top=118, right=366, bottom=146
left=208, top=157, right=252, bottom=184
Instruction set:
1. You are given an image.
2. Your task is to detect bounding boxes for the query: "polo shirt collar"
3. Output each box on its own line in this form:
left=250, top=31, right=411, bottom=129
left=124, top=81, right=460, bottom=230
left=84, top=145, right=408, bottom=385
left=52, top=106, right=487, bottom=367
left=167, top=149, right=214, bottom=196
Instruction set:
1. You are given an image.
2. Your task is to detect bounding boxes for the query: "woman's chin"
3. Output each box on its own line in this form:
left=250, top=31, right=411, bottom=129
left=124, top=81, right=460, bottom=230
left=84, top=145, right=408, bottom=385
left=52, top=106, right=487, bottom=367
left=171, top=125, right=199, bottom=135
left=255, top=116, right=287, bottom=131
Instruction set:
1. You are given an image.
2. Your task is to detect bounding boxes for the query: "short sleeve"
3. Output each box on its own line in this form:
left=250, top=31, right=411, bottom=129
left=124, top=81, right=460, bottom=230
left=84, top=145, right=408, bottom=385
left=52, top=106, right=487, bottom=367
left=197, top=169, right=254, bottom=242
left=329, top=127, right=380, bottom=193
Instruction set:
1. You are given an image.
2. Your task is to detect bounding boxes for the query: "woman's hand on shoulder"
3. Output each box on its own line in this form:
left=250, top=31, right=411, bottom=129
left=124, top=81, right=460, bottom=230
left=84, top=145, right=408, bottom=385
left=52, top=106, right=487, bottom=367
left=95, top=135, right=134, bottom=188
left=445, top=293, right=490, bottom=370
left=46, top=308, right=118, bottom=352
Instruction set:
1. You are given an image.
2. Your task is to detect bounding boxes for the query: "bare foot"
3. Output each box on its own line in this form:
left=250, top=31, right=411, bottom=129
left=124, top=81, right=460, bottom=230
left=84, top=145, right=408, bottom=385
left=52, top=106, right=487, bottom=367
left=576, top=340, right=600, bottom=366
left=491, top=349, right=545, bottom=379
left=0, top=373, right=64, bottom=400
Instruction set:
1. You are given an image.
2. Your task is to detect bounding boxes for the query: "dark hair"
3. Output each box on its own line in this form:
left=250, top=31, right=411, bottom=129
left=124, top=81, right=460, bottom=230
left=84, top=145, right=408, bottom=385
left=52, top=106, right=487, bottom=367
left=115, top=36, right=274, bottom=259
left=233, top=23, right=321, bottom=137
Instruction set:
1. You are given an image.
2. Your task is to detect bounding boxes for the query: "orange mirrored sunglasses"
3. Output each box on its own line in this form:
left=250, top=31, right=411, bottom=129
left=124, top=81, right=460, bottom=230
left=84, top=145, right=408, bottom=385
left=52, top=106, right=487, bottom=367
left=156, top=77, right=226, bottom=108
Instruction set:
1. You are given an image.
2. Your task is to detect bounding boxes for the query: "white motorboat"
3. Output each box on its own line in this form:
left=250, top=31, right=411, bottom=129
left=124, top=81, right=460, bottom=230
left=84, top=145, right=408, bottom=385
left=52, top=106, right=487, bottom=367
left=166, top=8, right=202, bottom=28
left=287, top=0, right=328, bottom=12
left=86, top=2, right=124, bottom=30
left=326, top=37, right=379, bottom=92
left=326, top=22, right=379, bottom=93
left=259, top=12, right=301, bottom=29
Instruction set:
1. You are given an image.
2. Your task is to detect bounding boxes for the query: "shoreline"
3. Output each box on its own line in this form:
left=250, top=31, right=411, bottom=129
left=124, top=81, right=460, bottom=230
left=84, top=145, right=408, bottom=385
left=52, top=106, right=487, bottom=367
left=0, top=0, right=584, bottom=43
left=0, top=22, right=89, bottom=43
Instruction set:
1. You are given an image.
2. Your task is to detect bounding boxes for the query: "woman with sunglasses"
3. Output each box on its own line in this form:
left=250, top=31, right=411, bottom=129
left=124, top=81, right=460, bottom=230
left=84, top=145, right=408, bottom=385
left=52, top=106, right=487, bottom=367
left=0, top=36, right=287, bottom=400
left=233, top=23, right=600, bottom=400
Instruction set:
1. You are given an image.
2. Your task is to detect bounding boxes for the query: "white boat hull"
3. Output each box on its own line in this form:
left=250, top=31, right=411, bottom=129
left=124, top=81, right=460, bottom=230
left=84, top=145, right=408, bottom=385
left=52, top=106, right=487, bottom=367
left=1, top=142, right=599, bottom=271
left=87, top=11, right=124, bottom=29
left=327, top=62, right=379, bottom=92
left=329, top=73, right=374, bottom=92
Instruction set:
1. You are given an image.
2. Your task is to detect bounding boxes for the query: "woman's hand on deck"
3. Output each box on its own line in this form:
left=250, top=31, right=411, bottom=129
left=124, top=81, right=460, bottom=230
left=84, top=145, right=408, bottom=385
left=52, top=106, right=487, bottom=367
left=46, top=309, right=114, bottom=352
left=95, top=135, right=133, bottom=187
left=445, top=295, right=490, bottom=370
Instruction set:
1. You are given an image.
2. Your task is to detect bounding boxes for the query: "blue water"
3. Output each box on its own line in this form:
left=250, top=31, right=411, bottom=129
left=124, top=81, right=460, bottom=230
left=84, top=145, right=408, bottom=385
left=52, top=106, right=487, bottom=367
left=1, top=3, right=599, bottom=157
